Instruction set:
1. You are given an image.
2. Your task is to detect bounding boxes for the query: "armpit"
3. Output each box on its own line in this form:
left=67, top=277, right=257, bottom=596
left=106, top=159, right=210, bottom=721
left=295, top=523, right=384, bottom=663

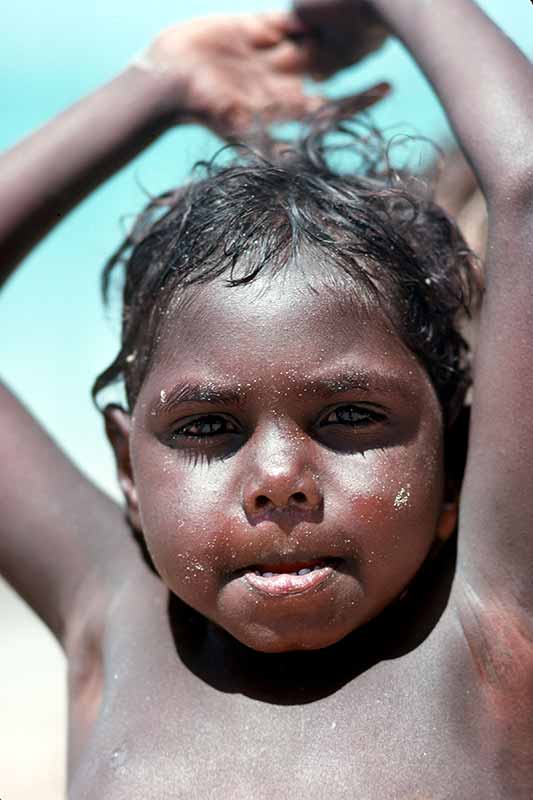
left=457, top=580, right=533, bottom=718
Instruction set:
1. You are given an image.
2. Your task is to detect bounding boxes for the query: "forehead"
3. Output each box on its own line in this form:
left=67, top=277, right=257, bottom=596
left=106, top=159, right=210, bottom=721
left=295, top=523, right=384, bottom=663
left=140, top=262, right=436, bottom=406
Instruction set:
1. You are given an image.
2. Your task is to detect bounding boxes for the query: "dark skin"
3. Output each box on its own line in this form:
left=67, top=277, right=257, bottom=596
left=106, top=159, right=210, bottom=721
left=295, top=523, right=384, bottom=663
left=1, top=3, right=533, bottom=797
left=124, top=271, right=454, bottom=653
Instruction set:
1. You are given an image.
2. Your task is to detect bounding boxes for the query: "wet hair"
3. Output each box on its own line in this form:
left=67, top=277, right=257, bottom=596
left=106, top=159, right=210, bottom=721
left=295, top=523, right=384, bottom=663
left=93, top=114, right=482, bottom=424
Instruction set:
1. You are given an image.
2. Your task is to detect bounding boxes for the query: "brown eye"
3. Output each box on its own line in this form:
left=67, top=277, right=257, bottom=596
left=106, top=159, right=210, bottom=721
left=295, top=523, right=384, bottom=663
left=172, top=415, right=239, bottom=439
left=320, top=405, right=383, bottom=427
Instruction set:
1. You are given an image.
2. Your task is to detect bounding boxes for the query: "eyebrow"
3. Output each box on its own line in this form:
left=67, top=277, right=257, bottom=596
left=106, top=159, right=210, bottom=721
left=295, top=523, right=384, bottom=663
left=306, top=371, right=414, bottom=400
left=149, top=369, right=415, bottom=416
left=149, top=383, right=244, bottom=416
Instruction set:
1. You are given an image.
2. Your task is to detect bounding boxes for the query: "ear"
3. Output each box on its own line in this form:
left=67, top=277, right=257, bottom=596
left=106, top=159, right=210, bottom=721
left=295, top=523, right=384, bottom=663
left=436, top=492, right=459, bottom=543
left=104, top=404, right=141, bottom=531
left=438, top=404, right=470, bottom=543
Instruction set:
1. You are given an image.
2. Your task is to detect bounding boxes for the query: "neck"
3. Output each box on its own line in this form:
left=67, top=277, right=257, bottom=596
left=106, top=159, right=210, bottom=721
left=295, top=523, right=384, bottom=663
left=168, top=537, right=456, bottom=703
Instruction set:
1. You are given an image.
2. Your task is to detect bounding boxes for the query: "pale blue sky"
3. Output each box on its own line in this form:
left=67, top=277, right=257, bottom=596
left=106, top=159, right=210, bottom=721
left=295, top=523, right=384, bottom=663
left=1, top=1, right=531, bottom=498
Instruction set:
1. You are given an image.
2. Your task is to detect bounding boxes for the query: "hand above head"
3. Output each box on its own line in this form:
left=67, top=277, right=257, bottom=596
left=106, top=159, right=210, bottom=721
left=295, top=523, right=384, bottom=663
left=0, top=9, right=389, bottom=279
left=0, top=6, right=390, bottom=638
left=292, top=0, right=389, bottom=78
left=141, top=12, right=388, bottom=139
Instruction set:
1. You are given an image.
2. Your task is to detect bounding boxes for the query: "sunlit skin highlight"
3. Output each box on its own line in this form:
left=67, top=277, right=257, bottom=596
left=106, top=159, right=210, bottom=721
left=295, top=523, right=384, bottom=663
left=2, top=1, right=533, bottom=793
left=121, top=262, right=454, bottom=653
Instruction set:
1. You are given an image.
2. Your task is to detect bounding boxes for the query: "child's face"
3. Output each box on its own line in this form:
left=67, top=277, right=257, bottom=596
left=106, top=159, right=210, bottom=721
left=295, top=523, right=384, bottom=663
left=123, top=261, right=453, bottom=652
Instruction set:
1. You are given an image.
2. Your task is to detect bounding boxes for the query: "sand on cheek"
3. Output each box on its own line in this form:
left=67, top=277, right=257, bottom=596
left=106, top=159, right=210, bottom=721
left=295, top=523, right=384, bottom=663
left=335, top=440, right=444, bottom=593
left=134, top=448, right=241, bottom=606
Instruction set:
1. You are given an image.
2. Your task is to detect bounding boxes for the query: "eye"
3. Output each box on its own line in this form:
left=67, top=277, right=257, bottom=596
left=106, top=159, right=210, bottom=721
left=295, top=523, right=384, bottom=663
left=171, top=414, right=239, bottom=439
left=319, top=404, right=385, bottom=427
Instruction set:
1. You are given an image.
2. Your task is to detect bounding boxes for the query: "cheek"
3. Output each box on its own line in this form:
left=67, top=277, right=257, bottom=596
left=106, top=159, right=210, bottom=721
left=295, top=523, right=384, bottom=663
left=132, top=442, right=236, bottom=599
left=330, top=437, right=444, bottom=569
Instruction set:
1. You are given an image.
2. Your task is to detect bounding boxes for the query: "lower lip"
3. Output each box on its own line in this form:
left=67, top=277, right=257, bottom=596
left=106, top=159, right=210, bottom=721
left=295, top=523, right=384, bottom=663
left=244, top=566, right=334, bottom=597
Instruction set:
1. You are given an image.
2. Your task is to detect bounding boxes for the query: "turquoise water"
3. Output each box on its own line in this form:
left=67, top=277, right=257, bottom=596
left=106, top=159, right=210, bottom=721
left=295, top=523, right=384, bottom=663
left=1, top=1, right=531, bottom=496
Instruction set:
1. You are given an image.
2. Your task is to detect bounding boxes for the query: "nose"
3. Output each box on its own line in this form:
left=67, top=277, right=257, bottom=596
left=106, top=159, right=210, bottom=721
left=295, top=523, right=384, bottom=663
left=242, top=433, right=323, bottom=519
left=243, top=470, right=323, bottom=517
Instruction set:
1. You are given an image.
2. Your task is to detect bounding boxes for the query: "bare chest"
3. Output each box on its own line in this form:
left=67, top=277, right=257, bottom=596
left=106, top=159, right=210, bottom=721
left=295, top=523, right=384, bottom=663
left=67, top=659, right=529, bottom=797
left=66, top=586, right=533, bottom=799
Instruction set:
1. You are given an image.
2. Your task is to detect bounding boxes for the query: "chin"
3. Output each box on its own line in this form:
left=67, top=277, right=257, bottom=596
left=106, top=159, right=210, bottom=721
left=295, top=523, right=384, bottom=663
left=232, top=623, right=354, bottom=654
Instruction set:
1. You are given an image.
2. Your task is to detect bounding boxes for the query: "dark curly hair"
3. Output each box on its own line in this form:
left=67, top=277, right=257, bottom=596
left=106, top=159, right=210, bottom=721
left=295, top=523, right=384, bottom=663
left=93, top=114, right=482, bottom=425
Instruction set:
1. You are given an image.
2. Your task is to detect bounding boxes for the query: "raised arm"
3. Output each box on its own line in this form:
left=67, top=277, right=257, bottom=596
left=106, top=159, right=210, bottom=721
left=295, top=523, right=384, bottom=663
left=1, top=12, right=377, bottom=639
left=0, top=13, right=332, bottom=282
left=295, top=0, right=533, bottom=612
left=296, top=0, right=533, bottom=199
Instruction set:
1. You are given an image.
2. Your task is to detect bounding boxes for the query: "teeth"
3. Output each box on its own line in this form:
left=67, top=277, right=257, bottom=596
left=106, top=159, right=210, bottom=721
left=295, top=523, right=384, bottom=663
left=255, top=564, right=327, bottom=578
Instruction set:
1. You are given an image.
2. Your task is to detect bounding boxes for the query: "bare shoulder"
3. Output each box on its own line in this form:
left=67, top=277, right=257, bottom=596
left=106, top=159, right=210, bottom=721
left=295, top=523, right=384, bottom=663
left=0, top=380, right=139, bottom=640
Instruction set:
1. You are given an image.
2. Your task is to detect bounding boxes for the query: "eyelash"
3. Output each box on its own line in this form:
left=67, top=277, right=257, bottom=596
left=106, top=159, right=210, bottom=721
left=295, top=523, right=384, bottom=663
left=319, top=405, right=385, bottom=427
left=170, top=414, right=239, bottom=440
left=170, top=404, right=384, bottom=443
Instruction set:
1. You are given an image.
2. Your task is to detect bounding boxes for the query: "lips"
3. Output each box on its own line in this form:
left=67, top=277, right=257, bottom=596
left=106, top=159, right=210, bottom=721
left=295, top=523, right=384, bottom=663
left=253, top=558, right=326, bottom=576
left=243, top=559, right=337, bottom=596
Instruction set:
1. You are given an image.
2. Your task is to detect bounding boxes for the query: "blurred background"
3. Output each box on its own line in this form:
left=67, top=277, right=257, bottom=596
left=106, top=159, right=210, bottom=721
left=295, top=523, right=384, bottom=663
left=0, top=1, right=530, bottom=796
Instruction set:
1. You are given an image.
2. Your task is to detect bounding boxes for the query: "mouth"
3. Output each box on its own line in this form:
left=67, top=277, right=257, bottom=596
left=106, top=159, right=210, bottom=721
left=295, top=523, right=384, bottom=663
left=243, top=558, right=339, bottom=597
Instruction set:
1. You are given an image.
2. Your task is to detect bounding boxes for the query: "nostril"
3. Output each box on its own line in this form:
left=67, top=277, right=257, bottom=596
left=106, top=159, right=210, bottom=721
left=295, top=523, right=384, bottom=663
left=292, top=492, right=307, bottom=504
left=255, top=495, right=270, bottom=509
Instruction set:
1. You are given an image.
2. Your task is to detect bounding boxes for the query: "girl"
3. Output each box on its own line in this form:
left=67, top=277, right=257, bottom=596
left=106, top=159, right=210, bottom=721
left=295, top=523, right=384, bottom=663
left=1, top=2, right=532, bottom=797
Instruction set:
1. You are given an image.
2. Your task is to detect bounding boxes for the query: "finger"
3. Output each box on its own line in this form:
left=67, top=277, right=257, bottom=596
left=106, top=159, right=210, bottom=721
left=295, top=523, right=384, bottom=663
left=245, top=12, right=308, bottom=49
left=335, top=82, right=391, bottom=114
left=258, top=74, right=387, bottom=121
left=269, top=80, right=390, bottom=124
left=257, top=11, right=310, bottom=38
left=264, top=39, right=319, bottom=75
left=211, top=81, right=391, bottom=140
